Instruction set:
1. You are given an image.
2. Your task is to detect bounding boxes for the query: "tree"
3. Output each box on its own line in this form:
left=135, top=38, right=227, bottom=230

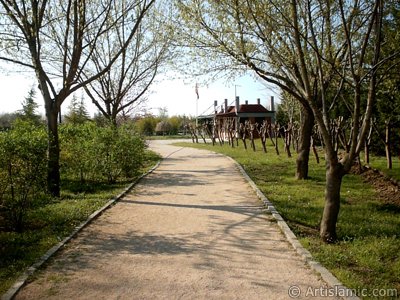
left=176, top=0, right=397, bottom=242
left=0, top=113, right=18, bottom=130
left=64, top=94, right=89, bottom=125
left=82, top=1, right=172, bottom=125
left=275, top=91, right=302, bottom=127
left=155, top=120, right=171, bottom=135
left=135, top=115, right=158, bottom=136
left=18, top=87, right=42, bottom=125
left=169, top=116, right=183, bottom=135
left=175, top=0, right=315, bottom=180
left=0, top=0, right=156, bottom=196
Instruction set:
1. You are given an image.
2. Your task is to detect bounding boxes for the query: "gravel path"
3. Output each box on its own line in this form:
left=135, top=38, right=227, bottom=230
left=15, top=140, right=338, bottom=300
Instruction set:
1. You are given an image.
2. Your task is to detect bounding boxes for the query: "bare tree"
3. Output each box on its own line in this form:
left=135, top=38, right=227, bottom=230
left=83, top=1, right=172, bottom=125
left=0, top=0, right=155, bottom=196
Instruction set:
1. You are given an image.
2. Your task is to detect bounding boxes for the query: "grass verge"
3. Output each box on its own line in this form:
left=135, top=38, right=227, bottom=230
left=0, top=150, right=161, bottom=296
left=175, top=140, right=400, bottom=299
left=145, top=135, right=192, bottom=140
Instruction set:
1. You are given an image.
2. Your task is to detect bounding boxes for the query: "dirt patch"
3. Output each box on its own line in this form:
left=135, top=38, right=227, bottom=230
left=359, top=167, right=400, bottom=207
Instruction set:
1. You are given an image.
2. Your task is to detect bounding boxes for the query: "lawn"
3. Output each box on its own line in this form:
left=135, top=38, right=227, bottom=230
left=0, top=150, right=161, bottom=296
left=176, top=139, right=400, bottom=299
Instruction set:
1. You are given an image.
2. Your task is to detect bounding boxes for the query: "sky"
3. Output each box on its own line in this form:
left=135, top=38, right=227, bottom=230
left=0, top=71, right=280, bottom=118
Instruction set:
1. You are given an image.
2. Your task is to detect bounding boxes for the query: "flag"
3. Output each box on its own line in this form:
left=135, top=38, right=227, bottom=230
left=195, top=83, right=199, bottom=100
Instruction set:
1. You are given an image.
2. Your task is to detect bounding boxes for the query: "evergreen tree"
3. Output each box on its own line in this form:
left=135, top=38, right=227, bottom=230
left=18, top=87, right=42, bottom=125
left=65, top=94, right=90, bottom=125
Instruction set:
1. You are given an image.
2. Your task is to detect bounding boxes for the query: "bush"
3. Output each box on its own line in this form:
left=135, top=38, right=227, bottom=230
left=93, top=124, right=145, bottom=182
left=155, top=120, right=171, bottom=135
left=60, top=122, right=98, bottom=183
left=60, top=122, right=145, bottom=183
left=114, top=124, right=145, bottom=178
left=135, top=116, right=158, bottom=136
left=0, top=120, right=48, bottom=232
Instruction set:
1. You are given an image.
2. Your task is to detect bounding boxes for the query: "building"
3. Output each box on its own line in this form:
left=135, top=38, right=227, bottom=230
left=198, top=96, right=276, bottom=140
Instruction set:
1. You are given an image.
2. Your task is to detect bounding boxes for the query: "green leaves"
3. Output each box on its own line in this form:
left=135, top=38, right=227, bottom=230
left=0, top=120, right=145, bottom=231
left=0, top=120, right=48, bottom=232
left=59, top=122, right=145, bottom=183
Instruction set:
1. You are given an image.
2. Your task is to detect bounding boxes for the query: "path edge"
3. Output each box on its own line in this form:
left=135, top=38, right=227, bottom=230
left=225, top=155, right=360, bottom=300
left=1, top=161, right=161, bottom=300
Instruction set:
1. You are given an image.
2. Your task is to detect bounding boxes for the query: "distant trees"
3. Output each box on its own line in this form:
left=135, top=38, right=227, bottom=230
left=155, top=120, right=171, bottom=135
left=0, top=88, right=42, bottom=129
left=0, top=113, right=18, bottom=130
left=372, top=1, right=400, bottom=168
left=275, top=92, right=301, bottom=127
left=135, top=114, right=190, bottom=136
left=135, top=115, right=158, bottom=136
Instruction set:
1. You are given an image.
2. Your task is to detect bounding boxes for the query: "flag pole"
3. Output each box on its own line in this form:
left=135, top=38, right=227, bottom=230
left=195, top=83, right=199, bottom=127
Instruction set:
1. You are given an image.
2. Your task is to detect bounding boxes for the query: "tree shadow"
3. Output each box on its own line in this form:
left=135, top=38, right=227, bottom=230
left=61, top=179, right=131, bottom=195
left=374, top=202, right=400, bottom=214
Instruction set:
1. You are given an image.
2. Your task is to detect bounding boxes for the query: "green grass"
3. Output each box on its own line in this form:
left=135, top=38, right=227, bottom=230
left=175, top=140, right=400, bottom=299
left=0, top=150, right=161, bottom=296
left=145, top=134, right=192, bottom=140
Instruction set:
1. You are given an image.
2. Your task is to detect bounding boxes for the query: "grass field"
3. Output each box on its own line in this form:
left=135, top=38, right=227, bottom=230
left=0, top=150, right=161, bottom=296
left=175, top=139, right=400, bottom=299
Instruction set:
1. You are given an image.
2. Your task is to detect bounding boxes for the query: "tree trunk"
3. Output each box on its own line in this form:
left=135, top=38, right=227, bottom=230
left=320, top=161, right=344, bottom=243
left=296, top=105, right=314, bottom=179
left=311, top=137, right=320, bottom=164
left=47, top=109, right=61, bottom=197
left=385, top=121, right=392, bottom=169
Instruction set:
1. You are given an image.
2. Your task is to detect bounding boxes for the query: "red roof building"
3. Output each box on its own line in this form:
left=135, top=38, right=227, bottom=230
left=215, top=97, right=275, bottom=125
left=198, top=96, right=276, bottom=140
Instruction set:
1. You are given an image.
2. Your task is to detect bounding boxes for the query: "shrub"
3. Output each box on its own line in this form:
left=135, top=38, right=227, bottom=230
left=155, top=120, right=171, bottom=135
left=93, top=124, right=145, bottom=182
left=115, top=124, right=145, bottom=178
left=60, top=122, right=145, bottom=183
left=135, top=116, right=158, bottom=136
left=0, top=120, right=48, bottom=232
left=59, top=122, right=97, bottom=183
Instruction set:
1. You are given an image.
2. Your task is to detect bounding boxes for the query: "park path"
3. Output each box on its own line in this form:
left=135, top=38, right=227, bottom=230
left=15, top=140, right=338, bottom=300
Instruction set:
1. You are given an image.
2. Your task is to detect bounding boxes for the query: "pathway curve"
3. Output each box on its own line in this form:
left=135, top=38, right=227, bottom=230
left=15, top=140, right=338, bottom=300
